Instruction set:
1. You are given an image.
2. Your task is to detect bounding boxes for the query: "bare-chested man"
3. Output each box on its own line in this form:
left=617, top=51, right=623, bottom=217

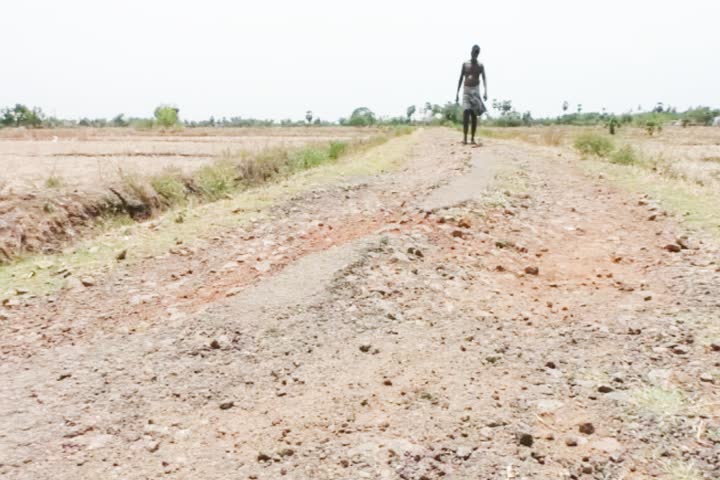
left=455, top=45, right=487, bottom=145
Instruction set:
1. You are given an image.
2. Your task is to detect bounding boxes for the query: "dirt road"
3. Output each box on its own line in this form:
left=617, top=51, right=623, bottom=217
left=1, top=128, right=719, bottom=479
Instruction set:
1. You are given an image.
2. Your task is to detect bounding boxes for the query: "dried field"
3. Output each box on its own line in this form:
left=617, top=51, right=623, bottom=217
left=0, top=127, right=375, bottom=194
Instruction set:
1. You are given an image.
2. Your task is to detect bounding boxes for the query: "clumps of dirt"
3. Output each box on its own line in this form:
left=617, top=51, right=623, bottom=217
left=0, top=190, right=121, bottom=263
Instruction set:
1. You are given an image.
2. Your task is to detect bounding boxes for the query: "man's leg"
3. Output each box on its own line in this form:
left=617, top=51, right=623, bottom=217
left=470, top=112, right=478, bottom=143
left=463, top=110, right=470, bottom=144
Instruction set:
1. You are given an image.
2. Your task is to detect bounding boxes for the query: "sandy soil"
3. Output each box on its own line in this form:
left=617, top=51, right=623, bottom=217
left=0, top=127, right=374, bottom=194
left=1, top=128, right=719, bottom=479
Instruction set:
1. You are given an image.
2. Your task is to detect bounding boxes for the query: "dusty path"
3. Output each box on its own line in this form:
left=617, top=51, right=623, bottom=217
left=1, top=129, right=719, bottom=479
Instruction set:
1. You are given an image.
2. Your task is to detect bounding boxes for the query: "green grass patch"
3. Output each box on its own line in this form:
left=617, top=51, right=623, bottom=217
left=195, top=159, right=238, bottom=200
left=150, top=168, right=188, bottom=204
left=44, top=175, right=64, bottom=188
left=329, top=141, right=348, bottom=160
left=632, top=387, right=686, bottom=417
left=574, top=132, right=615, bottom=157
left=609, top=145, right=640, bottom=165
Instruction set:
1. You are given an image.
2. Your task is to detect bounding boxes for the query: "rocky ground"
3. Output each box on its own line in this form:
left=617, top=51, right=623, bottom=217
left=1, top=128, right=719, bottom=479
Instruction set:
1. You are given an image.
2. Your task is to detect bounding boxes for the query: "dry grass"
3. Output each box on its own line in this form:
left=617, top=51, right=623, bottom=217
left=540, top=128, right=564, bottom=146
left=632, top=387, right=686, bottom=417
left=44, top=174, right=64, bottom=188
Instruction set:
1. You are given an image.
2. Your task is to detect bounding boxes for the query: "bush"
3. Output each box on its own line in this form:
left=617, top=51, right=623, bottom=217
left=195, top=160, right=237, bottom=200
left=290, top=146, right=329, bottom=170
left=328, top=141, right=348, bottom=160
left=541, top=128, right=563, bottom=146
left=154, top=105, right=180, bottom=128
left=45, top=175, right=64, bottom=188
left=610, top=145, right=639, bottom=165
left=574, top=132, right=614, bottom=157
left=236, top=148, right=286, bottom=184
left=150, top=168, right=187, bottom=204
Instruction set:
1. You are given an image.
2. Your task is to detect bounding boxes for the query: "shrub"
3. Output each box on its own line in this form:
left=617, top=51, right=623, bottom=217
left=290, top=146, right=329, bottom=170
left=45, top=175, right=64, bottom=188
left=150, top=168, right=187, bottom=204
left=328, top=141, right=348, bottom=160
left=195, top=159, right=237, bottom=200
left=236, top=148, right=287, bottom=185
left=574, top=132, right=614, bottom=157
left=541, top=128, right=563, bottom=146
left=610, top=145, right=639, bottom=165
left=154, top=105, right=180, bottom=128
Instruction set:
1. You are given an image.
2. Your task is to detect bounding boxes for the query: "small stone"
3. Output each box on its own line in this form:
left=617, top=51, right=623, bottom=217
left=57, top=373, right=72, bottom=381
left=578, top=423, right=595, bottom=435
left=598, top=385, right=614, bottom=393
left=545, top=361, right=557, bottom=369
left=676, top=236, right=690, bottom=249
left=146, top=440, right=160, bottom=453
left=451, top=230, right=464, bottom=238
left=672, top=345, right=689, bottom=355
left=254, top=261, right=271, bottom=273
left=664, top=244, right=681, bottom=253
left=257, top=452, right=271, bottom=462
left=15, top=288, right=29, bottom=295
left=383, top=379, right=393, bottom=386
left=518, top=433, right=534, bottom=447
left=219, top=401, right=234, bottom=410
left=458, top=218, right=471, bottom=229
left=116, top=249, right=127, bottom=261
left=359, top=345, right=372, bottom=353
left=565, top=436, right=578, bottom=447
left=278, top=448, right=294, bottom=457
left=524, top=266, right=539, bottom=276
left=80, top=277, right=96, bottom=287
left=455, top=446, right=473, bottom=460
left=710, top=343, right=720, bottom=352
left=210, top=340, right=221, bottom=349
left=700, top=373, right=714, bottom=383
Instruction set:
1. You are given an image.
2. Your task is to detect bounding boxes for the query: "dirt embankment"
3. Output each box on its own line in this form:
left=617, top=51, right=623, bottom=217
left=0, top=130, right=402, bottom=263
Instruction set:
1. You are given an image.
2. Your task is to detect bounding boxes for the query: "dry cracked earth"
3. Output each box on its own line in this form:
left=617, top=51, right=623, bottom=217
left=1, top=128, right=719, bottom=479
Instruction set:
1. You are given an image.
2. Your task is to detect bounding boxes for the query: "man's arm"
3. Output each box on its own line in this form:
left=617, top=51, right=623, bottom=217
left=455, top=64, right=465, bottom=103
left=481, top=65, right=488, bottom=101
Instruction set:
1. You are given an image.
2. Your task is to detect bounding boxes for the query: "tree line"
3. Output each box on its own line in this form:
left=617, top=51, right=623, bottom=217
left=2, top=102, right=718, bottom=130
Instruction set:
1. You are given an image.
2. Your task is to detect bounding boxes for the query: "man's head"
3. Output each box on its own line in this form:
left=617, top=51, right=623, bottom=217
left=471, top=45, right=480, bottom=59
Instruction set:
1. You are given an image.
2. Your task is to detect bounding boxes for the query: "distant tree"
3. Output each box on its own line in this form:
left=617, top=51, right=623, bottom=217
left=154, top=105, right=180, bottom=127
left=406, top=105, right=416, bottom=122
left=654, top=102, right=664, bottom=113
left=112, top=113, right=128, bottom=127
left=498, top=100, right=513, bottom=116
left=562, top=101, right=569, bottom=114
left=305, top=110, right=313, bottom=124
left=607, top=115, right=620, bottom=135
left=577, top=104, right=583, bottom=114
left=348, top=107, right=376, bottom=126
left=0, top=104, right=44, bottom=128
left=522, top=111, right=533, bottom=125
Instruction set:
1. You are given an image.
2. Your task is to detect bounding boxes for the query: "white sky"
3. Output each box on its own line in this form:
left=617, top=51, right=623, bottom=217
left=2, top=0, right=719, bottom=121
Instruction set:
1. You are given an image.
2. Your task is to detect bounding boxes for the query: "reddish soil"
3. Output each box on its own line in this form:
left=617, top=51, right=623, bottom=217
left=1, top=129, right=719, bottom=479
